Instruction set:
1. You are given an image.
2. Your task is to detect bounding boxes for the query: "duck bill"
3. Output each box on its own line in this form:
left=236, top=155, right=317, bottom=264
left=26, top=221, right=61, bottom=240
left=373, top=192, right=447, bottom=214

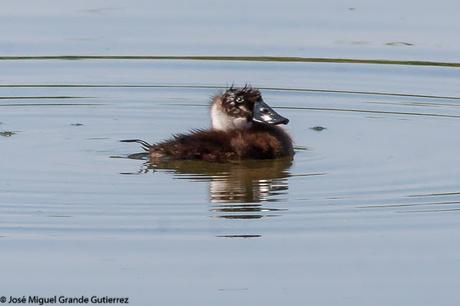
left=252, top=100, right=289, bottom=125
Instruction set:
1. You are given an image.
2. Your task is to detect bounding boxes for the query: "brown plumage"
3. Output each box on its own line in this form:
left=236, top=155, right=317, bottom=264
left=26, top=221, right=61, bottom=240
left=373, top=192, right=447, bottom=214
left=151, top=123, right=293, bottom=162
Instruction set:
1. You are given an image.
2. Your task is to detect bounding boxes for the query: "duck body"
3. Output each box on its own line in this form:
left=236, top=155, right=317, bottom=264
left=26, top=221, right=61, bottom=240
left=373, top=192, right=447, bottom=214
left=150, top=122, right=293, bottom=162
left=128, top=86, right=294, bottom=162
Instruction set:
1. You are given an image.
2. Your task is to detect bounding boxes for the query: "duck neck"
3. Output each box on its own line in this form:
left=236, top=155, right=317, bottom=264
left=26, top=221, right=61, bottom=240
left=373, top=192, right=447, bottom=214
left=210, top=101, right=252, bottom=132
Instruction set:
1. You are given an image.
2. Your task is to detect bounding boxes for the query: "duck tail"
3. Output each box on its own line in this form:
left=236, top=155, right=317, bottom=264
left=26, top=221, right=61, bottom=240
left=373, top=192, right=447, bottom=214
left=120, top=139, right=152, bottom=151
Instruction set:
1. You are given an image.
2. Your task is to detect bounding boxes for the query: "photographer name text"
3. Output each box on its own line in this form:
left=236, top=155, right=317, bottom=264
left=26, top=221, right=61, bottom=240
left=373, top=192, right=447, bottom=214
left=1, top=296, right=129, bottom=305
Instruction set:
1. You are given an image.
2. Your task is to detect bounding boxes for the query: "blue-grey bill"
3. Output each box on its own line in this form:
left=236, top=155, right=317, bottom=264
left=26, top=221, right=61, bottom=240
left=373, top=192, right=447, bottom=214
left=252, top=100, right=289, bottom=125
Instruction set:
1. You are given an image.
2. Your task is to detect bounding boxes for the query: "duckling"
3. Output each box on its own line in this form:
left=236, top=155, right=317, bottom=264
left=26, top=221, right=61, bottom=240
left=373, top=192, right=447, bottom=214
left=124, top=86, right=293, bottom=161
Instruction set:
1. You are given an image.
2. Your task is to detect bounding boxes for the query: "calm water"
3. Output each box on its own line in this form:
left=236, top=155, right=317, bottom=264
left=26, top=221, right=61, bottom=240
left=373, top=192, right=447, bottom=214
left=2, top=1, right=460, bottom=305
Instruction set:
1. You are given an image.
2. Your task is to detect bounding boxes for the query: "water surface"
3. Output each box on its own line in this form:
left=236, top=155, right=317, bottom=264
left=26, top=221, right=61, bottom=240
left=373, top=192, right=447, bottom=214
left=2, top=1, right=460, bottom=305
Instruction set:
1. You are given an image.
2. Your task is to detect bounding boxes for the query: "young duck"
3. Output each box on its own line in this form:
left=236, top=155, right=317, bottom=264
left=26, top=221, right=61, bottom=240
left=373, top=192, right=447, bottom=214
left=124, top=86, right=294, bottom=162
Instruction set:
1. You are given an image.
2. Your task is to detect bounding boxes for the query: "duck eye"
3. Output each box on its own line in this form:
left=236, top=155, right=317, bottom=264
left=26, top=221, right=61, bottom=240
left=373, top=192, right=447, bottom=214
left=261, top=108, right=269, bottom=114
left=235, top=96, right=244, bottom=104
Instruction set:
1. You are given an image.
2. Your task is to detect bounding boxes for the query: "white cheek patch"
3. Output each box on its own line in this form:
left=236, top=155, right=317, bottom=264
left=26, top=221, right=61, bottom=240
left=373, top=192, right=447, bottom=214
left=211, top=104, right=252, bottom=131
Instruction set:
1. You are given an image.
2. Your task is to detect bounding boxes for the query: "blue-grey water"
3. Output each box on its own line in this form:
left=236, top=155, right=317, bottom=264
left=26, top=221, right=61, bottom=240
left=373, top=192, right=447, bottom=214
left=2, top=1, right=460, bottom=305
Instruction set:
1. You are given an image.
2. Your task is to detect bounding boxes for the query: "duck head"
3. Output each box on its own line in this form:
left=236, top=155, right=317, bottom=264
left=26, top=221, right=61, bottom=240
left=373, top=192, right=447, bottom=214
left=211, top=86, right=289, bottom=131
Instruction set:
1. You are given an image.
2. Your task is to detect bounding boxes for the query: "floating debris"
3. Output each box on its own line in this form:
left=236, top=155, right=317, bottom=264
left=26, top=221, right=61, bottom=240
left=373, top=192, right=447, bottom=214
left=47, top=215, right=72, bottom=218
left=216, top=235, right=261, bottom=239
left=385, top=41, right=414, bottom=46
left=0, top=130, right=16, bottom=137
left=70, top=123, right=84, bottom=126
left=310, top=126, right=327, bottom=131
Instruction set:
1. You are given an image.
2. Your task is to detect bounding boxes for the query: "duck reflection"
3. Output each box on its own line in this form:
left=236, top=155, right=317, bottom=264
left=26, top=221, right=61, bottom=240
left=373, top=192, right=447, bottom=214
left=125, top=153, right=292, bottom=219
